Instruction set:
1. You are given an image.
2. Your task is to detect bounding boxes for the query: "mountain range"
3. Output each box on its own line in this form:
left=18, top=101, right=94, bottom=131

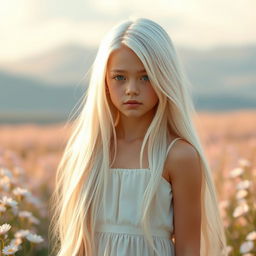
left=0, top=43, right=255, bottom=124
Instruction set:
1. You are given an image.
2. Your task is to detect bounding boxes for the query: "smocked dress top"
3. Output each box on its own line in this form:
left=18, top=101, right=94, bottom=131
left=95, top=137, right=182, bottom=256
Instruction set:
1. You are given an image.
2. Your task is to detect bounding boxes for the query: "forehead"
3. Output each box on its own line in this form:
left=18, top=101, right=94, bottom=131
left=107, top=45, right=146, bottom=73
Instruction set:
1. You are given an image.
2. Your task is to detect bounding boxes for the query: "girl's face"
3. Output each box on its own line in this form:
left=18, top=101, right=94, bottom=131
left=105, top=45, right=159, bottom=118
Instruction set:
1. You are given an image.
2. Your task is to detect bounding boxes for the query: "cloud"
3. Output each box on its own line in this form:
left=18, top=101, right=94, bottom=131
left=0, top=0, right=255, bottom=61
left=0, top=0, right=41, bottom=27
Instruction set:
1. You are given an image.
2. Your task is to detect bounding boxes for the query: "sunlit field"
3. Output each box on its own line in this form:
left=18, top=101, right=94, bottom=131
left=0, top=110, right=255, bottom=256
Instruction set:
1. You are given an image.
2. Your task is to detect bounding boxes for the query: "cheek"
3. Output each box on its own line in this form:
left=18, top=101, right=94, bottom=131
left=147, top=86, right=159, bottom=104
left=106, top=78, right=116, bottom=97
left=109, top=86, right=121, bottom=97
left=108, top=86, right=122, bottom=106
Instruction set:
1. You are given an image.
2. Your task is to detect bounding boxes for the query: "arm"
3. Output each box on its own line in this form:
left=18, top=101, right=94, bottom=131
left=166, top=140, right=202, bottom=256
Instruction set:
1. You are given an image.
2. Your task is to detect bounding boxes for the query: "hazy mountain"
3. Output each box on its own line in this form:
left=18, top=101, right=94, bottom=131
left=0, top=43, right=97, bottom=86
left=0, top=70, right=85, bottom=124
left=0, top=43, right=255, bottom=124
left=178, top=44, right=256, bottom=95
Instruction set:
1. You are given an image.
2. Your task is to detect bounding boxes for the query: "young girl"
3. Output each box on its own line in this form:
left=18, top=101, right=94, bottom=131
left=49, top=17, right=228, bottom=256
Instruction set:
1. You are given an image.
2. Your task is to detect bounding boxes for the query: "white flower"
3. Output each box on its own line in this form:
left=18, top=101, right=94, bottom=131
left=2, top=244, right=19, bottom=255
left=29, top=216, right=40, bottom=225
left=0, top=205, right=6, bottom=212
left=0, top=167, right=13, bottom=179
left=0, top=177, right=11, bottom=192
left=15, top=229, right=30, bottom=239
left=238, top=158, right=251, bottom=168
left=221, top=245, right=233, bottom=255
left=240, top=240, right=254, bottom=253
left=233, top=202, right=249, bottom=218
left=0, top=196, right=18, bottom=208
left=236, top=180, right=251, bottom=190
left=12, top=187, right=31, bottom=198
left=246, top=231, right=256, bottom=241
left=0, top=223, right=11, bottom=235
left=229, top=167, right=244, bottom=178
left=236, top=189, right=248, bottom=200
left=25, top=194, right=43, bottom=208
left=26, top=233, right=44, bottom=243
left=18, top=210, right=32, bottom=218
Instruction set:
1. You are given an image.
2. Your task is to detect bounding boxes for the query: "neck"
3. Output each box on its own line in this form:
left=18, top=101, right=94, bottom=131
left=115, top=111, right=155, bottom=143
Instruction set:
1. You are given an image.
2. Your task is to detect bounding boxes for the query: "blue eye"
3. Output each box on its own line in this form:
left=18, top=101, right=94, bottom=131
left=112, top=75, right=149, bottom=81
left=114, top=75, right=125, bottom=81
left=141, top=75, right=149, bottom=81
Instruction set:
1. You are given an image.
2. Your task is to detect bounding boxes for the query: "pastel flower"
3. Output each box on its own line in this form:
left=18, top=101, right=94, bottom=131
left=2, top=244, right=19, bottom=255
left=229, top=167, right=244, bottom=178
left=0, top=196, right=18, bottom=208
left=240, top=240, right=254, bottom=254
left=0, top=223, right=11, bottom=235
left=0, top=167, right=13, bottom=179
left=236, top=189, right=248, bottom=200
left=238, top=158, right=251, bottom=168
left=18, top=210, right=32, bottom=218
left=26, top=233, right=44, bottom=243
left=246, top=231, right=256, bottom=241
left=29, top=215, right=40, bottom=225
left=25, top=194, right=43, bottom=208
left=12, top=187, right=31, bottom=199
left=233, top=202, right=249, bottom=218
left=0, top=177, right=11, bottom=192
left=14, top=229, right=30, bottom=239
left=0, top=205, right=7, bottom=212
left=236, top=180, right=251, bottom=190
left=222, top=245, right=233, bottom=255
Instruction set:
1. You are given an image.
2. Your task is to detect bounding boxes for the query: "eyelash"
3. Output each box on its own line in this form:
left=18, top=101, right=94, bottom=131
left=112, top=75, right=149, bottom=81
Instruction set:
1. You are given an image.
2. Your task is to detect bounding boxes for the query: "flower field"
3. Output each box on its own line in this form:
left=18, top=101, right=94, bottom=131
left=0, top=110, right=255, bottom=256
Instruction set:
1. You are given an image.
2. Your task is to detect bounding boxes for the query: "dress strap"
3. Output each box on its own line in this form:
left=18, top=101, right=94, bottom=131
left=166, top=137, right=182, bottom=157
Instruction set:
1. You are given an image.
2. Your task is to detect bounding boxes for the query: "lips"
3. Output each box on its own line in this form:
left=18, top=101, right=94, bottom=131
left=124, top=100, right=142, bottom=104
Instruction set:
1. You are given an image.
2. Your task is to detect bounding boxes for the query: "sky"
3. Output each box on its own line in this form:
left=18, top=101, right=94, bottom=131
left=0, top=0, right=255, bottom=62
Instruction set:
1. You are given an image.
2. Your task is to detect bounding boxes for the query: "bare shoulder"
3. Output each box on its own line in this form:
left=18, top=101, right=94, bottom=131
left=166, top=138, right=202, bottom=183
left=166, top=138, right=202, bottom=253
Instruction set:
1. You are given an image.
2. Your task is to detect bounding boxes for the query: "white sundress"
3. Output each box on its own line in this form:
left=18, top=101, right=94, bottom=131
left=95, top=137, right=182, bottom=256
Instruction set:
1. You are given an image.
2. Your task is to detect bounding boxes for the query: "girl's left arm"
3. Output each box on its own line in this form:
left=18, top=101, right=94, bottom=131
left=166, top=140, right=202, bottom=256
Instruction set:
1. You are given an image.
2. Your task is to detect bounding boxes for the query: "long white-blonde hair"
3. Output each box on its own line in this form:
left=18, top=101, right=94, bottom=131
left=49, top=17, right=228, bottom=256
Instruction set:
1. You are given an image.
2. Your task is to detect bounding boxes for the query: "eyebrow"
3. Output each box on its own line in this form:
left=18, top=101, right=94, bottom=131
left=110, top=69, right=146, bottom=73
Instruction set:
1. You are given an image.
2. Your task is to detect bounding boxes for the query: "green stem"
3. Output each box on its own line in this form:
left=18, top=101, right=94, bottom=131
left=0, top=238, right=5, bottom=256
left=27, top=243, right=34, bottom=256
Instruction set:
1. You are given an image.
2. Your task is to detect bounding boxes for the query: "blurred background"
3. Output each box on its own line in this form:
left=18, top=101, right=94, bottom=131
left=0, top=1, right=255, bottom=255
left=0, top=0, right=255, bottom=123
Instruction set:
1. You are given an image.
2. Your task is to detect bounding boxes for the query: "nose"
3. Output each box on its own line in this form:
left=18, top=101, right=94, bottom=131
left=125, top=79, right=139, bottom=95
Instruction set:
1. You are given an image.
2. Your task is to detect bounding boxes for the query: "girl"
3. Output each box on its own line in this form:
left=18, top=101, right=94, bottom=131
left=49, top=17, right=228, bottom=256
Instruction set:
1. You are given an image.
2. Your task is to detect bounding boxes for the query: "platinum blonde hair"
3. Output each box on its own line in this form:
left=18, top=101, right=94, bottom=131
left=49, top=17, right=228, bottom=256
